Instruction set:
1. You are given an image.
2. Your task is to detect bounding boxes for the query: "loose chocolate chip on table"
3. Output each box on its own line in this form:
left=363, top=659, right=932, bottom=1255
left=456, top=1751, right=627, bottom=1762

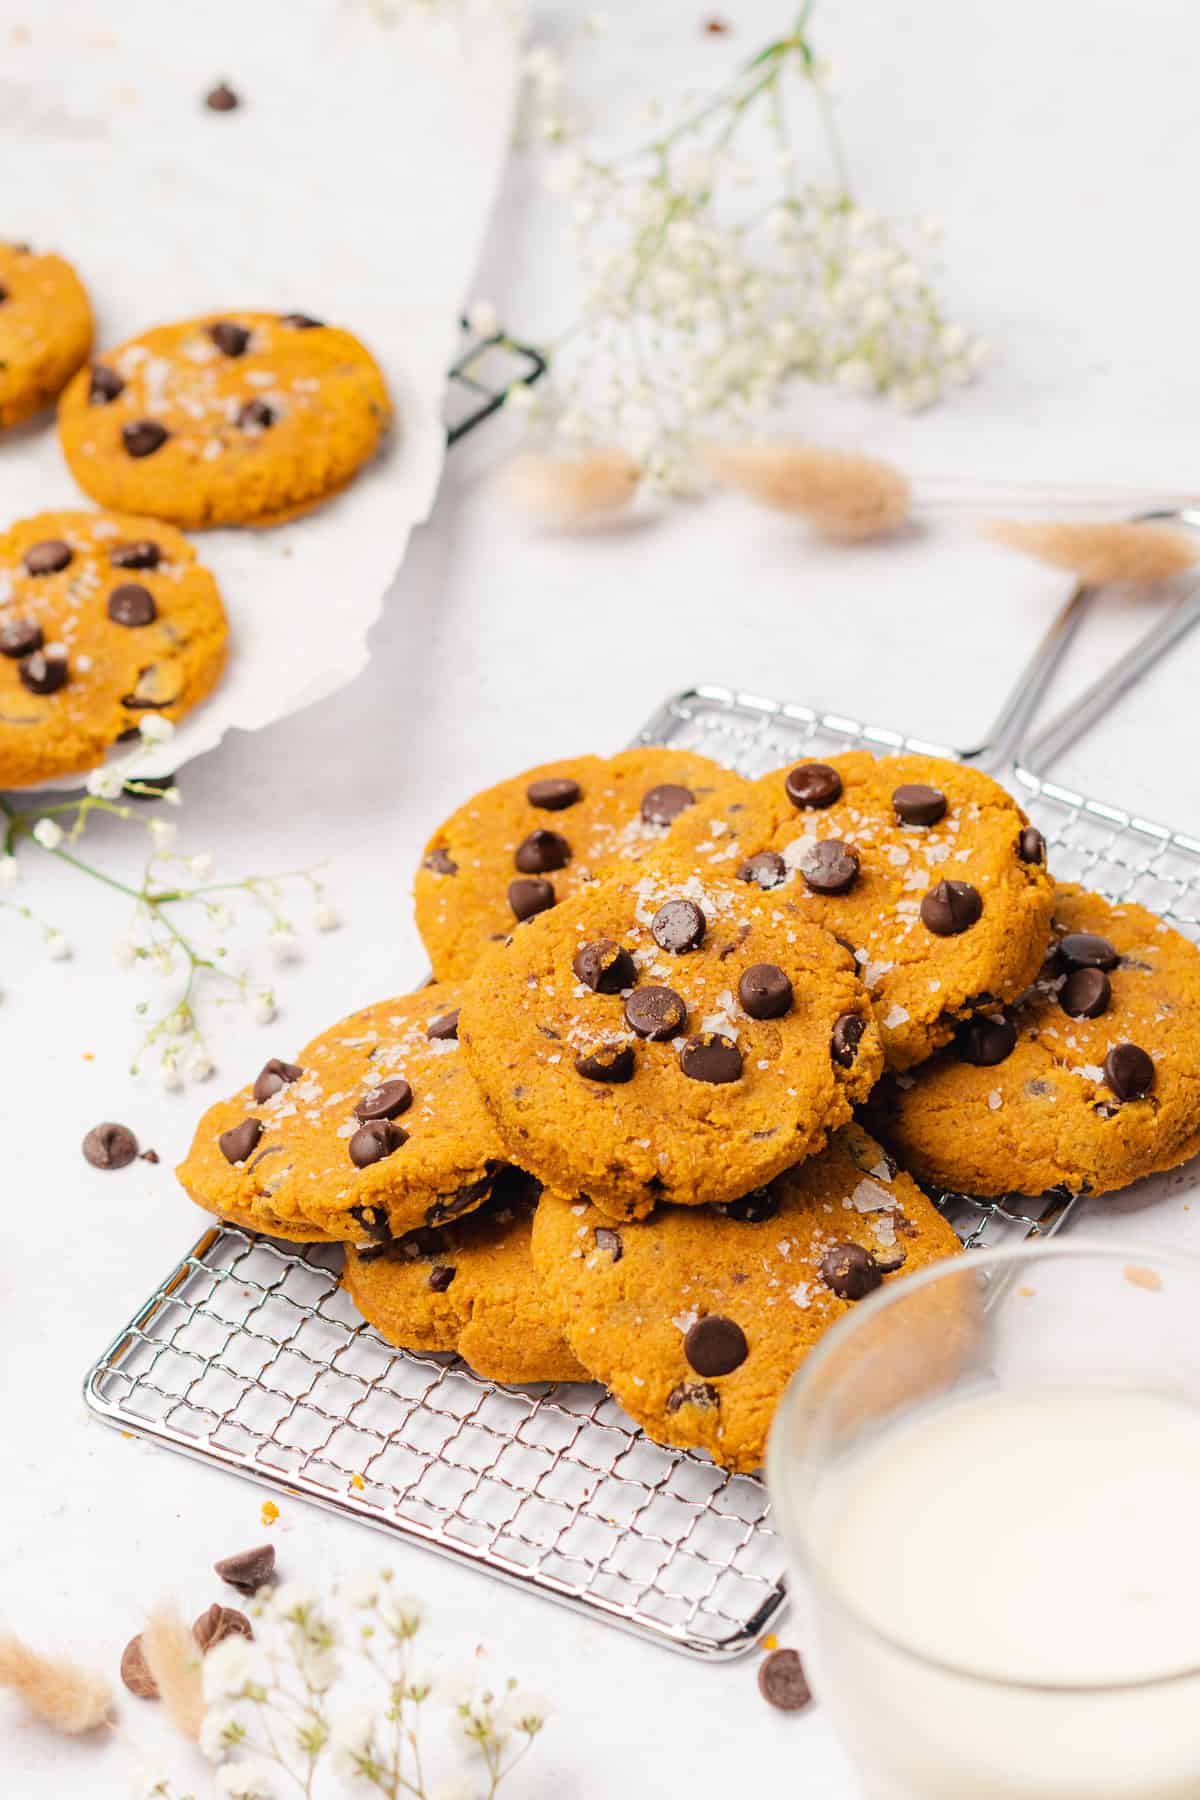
left=214, top=1543, right=276, bottom=1595
left=111, top=539, right=162, bottom=570
left=141, top=1148, right=160, bottom=1164
left=920, top=879, right=982, bottom=936
left=715, top=1186, right=780, bottom=1223
left=758, top=1647, right=812, bottom=1713
left=107, top=583, right=158, bottom=627
left=831, top=1013, right=866, bottom=1069
left=784, top=762, right=842, bottom=809
left=82, top=1121, right=139, bottom=1169
left=893, top=782, right=947, bottom=827
left=193, top=1604, right=253, bottom=1653
left=209, top=320, right=250, bottom=357
left=424, top=847, right=457, bottom=875
left=1018, top=826, right=1046, bottom=865
left=427, top=1008, right=460, bottom=1041
left=1103, top=1042, right=1155, bottom=1102
left=738, top=962, right=793, bottom=1020
left=526, top=775, right=581, bottom=810
left=355, top=1079, right=413, bottom=1122
left=349, top=1120, right=407, bottom=1166
left=651, top=897, right=706, bottom=953
left=641, top=782, right=695, bottom=825
left=737, top=849, right=788, bottom=889
left=514, top=827, right=570, bottom=873
left=122, top=419, right=169, bottom=458
left=23, top=538, right=72, bottom=576
left=594, top=1226, right=623, bottom=1261
left=508, top=876, right=555, bottom=921
left=0, top=618, right=43, bottom=658
left=684, top=1313, right=749, bottom=1376
left=799, top=838, right=860, bottom=896
left=666, top=1381, right=718, bottom=1413
left=253, top=1057, right=303, bottom=1103
left=281, top=312, right=324, bottom=329
left=237, top=398, right=274, bottom=429
left=205, top=80, right=240, bottom=111
left=956, top=1013, right=1017, bottom=1066
left=1060, top=967, right=1112, bottom=1020
left=219, top=1117, right=263, bottom=1165
left=573, top=938, right=636, bottom=993
left=624, top=984, right=687, bottom=1040
left=574, top=1042, right=635, bottom=1083
left=18, top=648, right=67, bottom=694
left=120, top=1634, right=158, bottom=1699
left=679, top=1032, right=743, bottom=1084
left=1058, top=931, right=1119, bottom=972
left=88, top=363, right=125, bottom=404
left=428, top=1264, right=456, bottom=1292
left=819, top=1241, right=882, bottom=1301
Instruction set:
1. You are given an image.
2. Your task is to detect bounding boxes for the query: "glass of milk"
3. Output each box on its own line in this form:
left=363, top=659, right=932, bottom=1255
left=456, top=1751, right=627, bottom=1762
left=766, top=1241, right=1200, bottom=1799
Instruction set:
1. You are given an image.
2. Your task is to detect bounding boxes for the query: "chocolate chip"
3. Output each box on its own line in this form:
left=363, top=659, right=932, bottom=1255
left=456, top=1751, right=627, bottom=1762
left=427, top=1008, right=460, bottom=1041
left=624, top=984, right=687, bottom=1040
left=1059, top=931, right=1118, bottom=971
left=107, top=583, right=157, bottom=627
left=574, top=1042, right=635, bottom=1083
left=281, top=312, right=323, bottom=329
left=594, top=1226, right=623, bottom=1261
left=355, top=1079, right=413, bottom=1122
left=515, top=828, right=570, bottom=873
left=82, top=1121, right=138, bottom=1169
left=253, top=1058, right=302, bottom=1103
left=349, top=1120, right=407, bottom=1166
left=205, top=81, right=240, bottom=111
left=893, top=782, right=947, bottom=827
left=715, top=1186, right=780, bottom=1223
left=737, top=849, right=788, bottom=889
left=429, top=1264, right=456, bottom=1292
left=784, top=762, right=842, bottom=809
left=141, top=1149, right=160, bottom=1164
left=651, top=898, right=706, bottom=953
left=122, top=419, right=169, bottom=458
left=219, top=1117, right=263, bottom=1165
left=120, top=1634, right=158, bottom=1699
left=758, top=1647, right=812, bottom=1713
left=1060, top=967, right=1112, bottom=1020
left=684, top=1313, right=748, bottom=1376
left=1103, top=1042, right=1155, bottom=1102
left=799, top=838, right=860, bottom=896
left=19, top=648, right=67, bottom=694
left=920, top=879, right=982, bottom=936
left=214, top=1543, right=275, bottom=1595
left=573, top=938, right=636, bottom=993
left=1018, top=826, right=1046, bottom=865
left=873, top=1246, right=908, bottom=1274
left=209, top=320, right=250, bottom=357
left=237, top=398, right=274, bottom=429
left=679, top=1032, right=743, bottom=1084
left=956, top=1013, right=1017, bottom=1066
left=819, top=1241, right=882, bottom=1301
left=641, top=782, right=695, bottom=825
left=508, top=877, right=555, bottom=920
left=23, top=538, right=72, bottom=576
left=666, top=1381, right=718, bottom=1413
left=88, top=363, right=125, bottom=404
left=193, top=1605, right=253, bottom=1653
left=111, top=539, right=161, bottom=570
left=424, top=847, right=457, bottom=875
left=0, top=618, right=43, bottom=657
left=831, top=1013, right=866, bottom=1069
left=349, top=1204, right=393, bottom=1243
left=526, top=775, right=581, bottom=810
left=738, top=962, right=793, bottom=1019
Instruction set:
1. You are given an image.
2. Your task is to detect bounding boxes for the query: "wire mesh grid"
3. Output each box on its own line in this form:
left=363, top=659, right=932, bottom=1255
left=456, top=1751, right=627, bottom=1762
left=83, top=684, right=1200, bottom=1660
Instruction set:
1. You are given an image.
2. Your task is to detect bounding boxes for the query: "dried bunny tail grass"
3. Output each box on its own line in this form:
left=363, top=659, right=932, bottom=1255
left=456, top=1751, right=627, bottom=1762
left=981, top=518, right=1200, bottom=586
left=500, top=448, right=641, bottom=521
left=0, top=1631, right=113, bottom=1734
left=701, top=441, right=911, bottom=541
left=141, top=1604, right=203, bottom=1743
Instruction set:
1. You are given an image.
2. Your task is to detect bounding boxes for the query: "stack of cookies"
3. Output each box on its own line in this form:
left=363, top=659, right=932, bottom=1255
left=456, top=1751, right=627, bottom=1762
left=177, top=744, right=1200, bottom=1471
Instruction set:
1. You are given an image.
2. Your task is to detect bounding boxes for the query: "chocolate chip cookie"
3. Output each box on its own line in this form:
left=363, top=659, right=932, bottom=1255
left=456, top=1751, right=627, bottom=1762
left=176, top=987, right=503, bottom=1243
left=530, top=1124, right=963, bottom=1471
left=866, top=884, right=1200, bottom=1199
left=343, top=1169, right=587, bottom=1384
left=458, top=867, right=883, bottom=1218
left=58, top=312, right=390, bottom=528
left=666, top=750, right=1054, bottom=1068
left=414, top=747, right=748, bottom=981
left=0, top=241, right=93, bottom=430
left=0, top=509, right=228, bottom=787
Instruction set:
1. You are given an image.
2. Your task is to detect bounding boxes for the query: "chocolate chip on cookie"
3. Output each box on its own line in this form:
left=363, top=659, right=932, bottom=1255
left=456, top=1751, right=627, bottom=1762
left=424, top=847, right=457, bottom=875
left=237, top=398, right=274, bottom=430
left=107, top=583, right=157, bottom=627
left=515, top=828, right=570, bottom=873
left=1059, top=931, right=1119, bottom=972
left=784, top=762, right=842, bottom=809
left=738, top=963, right=793, bottom=1020
left=253, top=1058, right=303, bottom=1102
left=209, top=320, right=251, bottom=357
left=1019, top=826, right=1047, bottom=865
left=349, top=1119, right=408, bottom=1166
left=921, top=879, right=982, bottom=936
left=219, top=1118, right=263, bottom=1165
left=428, top=1264, right=456, bottom=1291
left=110, top=539, right=162, bottom=570
left=1059, top=967, right=1111, bottom=1020
left=737, top=850, right=787, bottom=889
left=526, top=775, right=581, bottom=810
left=89, top=364, right=125, bottom=405
left=956, top=1013, right=1017, bottom=1066
left=23, top=538, right=72, bottom=576
left=831, top=1012, right=866, bottom=1068
left=893, top=782, right=947, bottom=827
left=679, top=1032, right=742, bottom=1084
left=575, top=1042, right=635, bottom=1083
left=426, top=1008, right=460, bottom=1041
left=355, top=1079, right=413, bottom=1122
left=0, top=618, right=43, bottom=657
left=18, top=647, right=68, bottom=694
left=819, top=1240, right=882, bottom=1301
left=1104, top=1042, right=1155, bottom=1102
left=624, top=984, right=687, bottom=1040
left=121, top=419, right=169, bottom=458
left=651, top=898, right=706, bottom=953
left=684, top=1313, right=748, bottom=1376
left=508, top=877, right=555, bottom=921
left=572, top=938, right=635, bottom=993
left=641, top=782, right=694, bottom=825
left=800, top=838, right=860, bottom=896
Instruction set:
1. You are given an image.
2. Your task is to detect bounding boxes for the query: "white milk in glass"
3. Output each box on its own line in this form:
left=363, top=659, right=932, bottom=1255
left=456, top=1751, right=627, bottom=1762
left=808, top=1385, right=1200, bottom=1799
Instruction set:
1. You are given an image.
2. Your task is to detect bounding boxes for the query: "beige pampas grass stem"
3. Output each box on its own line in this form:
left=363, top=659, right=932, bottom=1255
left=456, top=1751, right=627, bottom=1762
left=701, top=441, right=912, bottom=541
left=0, top=1631, right=113, bottom=1734
left=500, top=448, right=641, bottom=522
left=141, top=1604, right=203, bottom=1743
left=981, top=518, right=1200, bottom=586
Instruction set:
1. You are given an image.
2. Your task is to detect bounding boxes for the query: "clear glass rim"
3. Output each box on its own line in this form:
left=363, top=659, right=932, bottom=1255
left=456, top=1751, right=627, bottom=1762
left=767, top=1237, right=1200, bottom=1695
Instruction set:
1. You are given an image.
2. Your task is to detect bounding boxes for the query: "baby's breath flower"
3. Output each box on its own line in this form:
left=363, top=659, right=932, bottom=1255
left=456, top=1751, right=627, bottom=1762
left=270, top=929, right=301, bottom=965
left=32, top=818, right=64, bottom=851
left=0, top=854, right=18, bottom=888
left=188, top=853, right=214, bottom=879
left=148, top=819, right=178, bottom=853
left=188, top=1051, right=215, bottom=1082
left=312, top=900, right=340, bottom=932
left=203, top=1636, right=256, bottom=1705
left=252, top=987, right=277, bottom=1025
left=377, top=1590, right=425, bottom=1640
left=138, top=715, right=175, bottom=745
left=466, top=298, right=500, bottom=338
left=199, top=1706, right=249, bottom=1762
left=113, top=937, right=139, bottom=969
left=86, top=764, right=125, bottom=800
left=214, top=1760, right=277, bottom=1800
left=44, top=931, right=71, bottom=961
left=160, top=1055, right=184, bottom=1093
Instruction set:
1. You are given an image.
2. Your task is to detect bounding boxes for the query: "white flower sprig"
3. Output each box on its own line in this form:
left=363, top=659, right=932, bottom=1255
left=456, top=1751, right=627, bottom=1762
left=0, top=722, right=337, bottom=1086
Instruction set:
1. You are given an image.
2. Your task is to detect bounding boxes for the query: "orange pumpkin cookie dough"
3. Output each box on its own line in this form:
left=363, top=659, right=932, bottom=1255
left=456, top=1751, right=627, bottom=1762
left=0, top=240, right=93, bottom=430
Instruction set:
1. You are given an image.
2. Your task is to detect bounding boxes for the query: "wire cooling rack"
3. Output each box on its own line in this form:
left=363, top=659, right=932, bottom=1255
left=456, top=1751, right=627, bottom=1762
left=83, top=684, right=1200, bottom=1660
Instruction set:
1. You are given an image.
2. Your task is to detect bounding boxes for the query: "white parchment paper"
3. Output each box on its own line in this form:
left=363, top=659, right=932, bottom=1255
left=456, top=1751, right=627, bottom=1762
left=0, top=0, right=518, bottom=781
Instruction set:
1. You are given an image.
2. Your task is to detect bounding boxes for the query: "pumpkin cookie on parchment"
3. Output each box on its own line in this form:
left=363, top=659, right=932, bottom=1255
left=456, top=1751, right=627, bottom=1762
left=0, top=240, right=93, bottom=430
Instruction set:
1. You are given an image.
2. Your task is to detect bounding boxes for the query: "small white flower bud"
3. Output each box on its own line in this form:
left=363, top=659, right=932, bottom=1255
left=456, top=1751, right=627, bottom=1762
left=32, top=818, right=64, bottom=850
left=313, top=901, right=340, bottom=932
left=86, top=765, right=125, bottom=800
left=138, top=715, right=175, bottom=745
left=466, top=299, right=500, bottom=339
left=45, top=931, right=71, bottom=961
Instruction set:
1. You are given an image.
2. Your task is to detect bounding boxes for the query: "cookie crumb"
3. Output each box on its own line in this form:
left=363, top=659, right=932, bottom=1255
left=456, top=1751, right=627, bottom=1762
left=1124, top=1263, right=1162, bottom=1293
left=140, top=1148, right=160, bottom=1164
left=350, top=1473, right=365, bottom=1491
